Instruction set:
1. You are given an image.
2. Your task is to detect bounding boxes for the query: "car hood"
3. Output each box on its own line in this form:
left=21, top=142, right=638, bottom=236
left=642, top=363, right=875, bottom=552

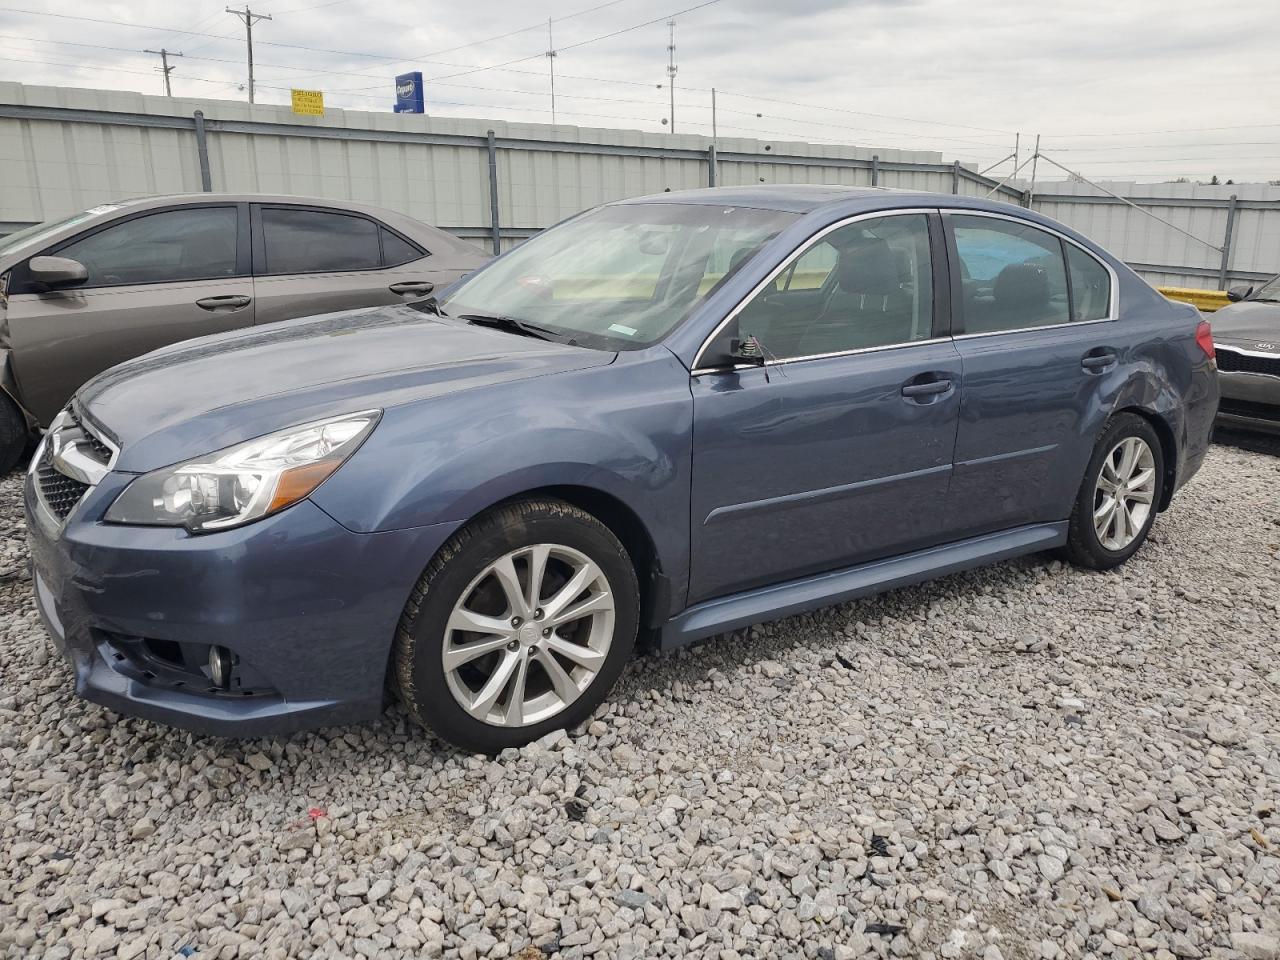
left=1212, top=300, right=1280, bottom=346
left=77, top=304, right=615, bottom=472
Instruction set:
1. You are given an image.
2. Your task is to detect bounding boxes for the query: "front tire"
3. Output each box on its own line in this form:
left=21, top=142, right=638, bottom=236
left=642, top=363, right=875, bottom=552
left=1063, top=413, right=1165, bottom=571
left=0, top=394, right=29, bottom=474
left=393, top=498, right=639, bottom=753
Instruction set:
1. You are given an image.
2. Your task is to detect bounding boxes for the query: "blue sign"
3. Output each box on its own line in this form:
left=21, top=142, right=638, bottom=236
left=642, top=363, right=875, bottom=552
left=394, top=71, right=424, bottom=114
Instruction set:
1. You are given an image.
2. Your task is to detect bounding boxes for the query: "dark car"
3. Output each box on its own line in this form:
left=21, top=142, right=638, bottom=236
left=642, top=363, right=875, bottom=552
left=1212, top=276, right=1280, bottom=434
left=0, top=194, right=489, bottom=470
left=25, top=186, right=1218, bottom=752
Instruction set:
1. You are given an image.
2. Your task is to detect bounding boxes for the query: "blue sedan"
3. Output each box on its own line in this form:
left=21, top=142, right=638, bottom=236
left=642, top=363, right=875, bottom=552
left=25, top=186, right=1219, bottom=751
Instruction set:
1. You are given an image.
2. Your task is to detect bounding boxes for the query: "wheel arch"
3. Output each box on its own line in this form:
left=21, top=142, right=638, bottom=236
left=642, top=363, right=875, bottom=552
left=488, top=484, right=672, bottom=642
left=1111, top=404, right=1178, bottom=511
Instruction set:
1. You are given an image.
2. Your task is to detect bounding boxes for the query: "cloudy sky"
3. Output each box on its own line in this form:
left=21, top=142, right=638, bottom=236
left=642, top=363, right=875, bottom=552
left=0, top=0, right=1275, bottom=183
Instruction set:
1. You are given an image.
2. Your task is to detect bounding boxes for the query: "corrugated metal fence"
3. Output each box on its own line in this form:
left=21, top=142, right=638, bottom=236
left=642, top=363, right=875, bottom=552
left=2, top=82, right=1277, bottom=289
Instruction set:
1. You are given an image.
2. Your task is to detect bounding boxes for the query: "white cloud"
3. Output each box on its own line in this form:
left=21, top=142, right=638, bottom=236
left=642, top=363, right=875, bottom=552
left=0, top=0, right=1274, bottom=182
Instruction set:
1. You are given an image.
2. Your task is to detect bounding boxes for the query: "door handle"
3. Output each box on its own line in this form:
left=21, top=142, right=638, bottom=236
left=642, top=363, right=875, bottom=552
left=389, top=281, right=435, bottom=296
left=901, top=379, right=953, bottom=399
left=1081, top=351, right=1117, bottom=372
left=195, top=295, right=251, bottom=311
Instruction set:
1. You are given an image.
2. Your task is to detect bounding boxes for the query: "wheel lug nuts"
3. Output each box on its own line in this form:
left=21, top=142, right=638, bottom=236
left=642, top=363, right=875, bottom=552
left=507, top=641, right=519, bottom=651
left=534, top=608, right=544, bottom=620
left=542, top=628, right=551, bottom=638
left=511, top=616, right=522, bottom=627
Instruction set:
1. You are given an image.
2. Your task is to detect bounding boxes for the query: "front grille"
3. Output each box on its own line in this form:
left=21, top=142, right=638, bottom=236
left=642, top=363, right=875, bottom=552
left=68, top=409, right=113, bottom=464
left=36, top=446, right=91, bottom=521
left=1217, top=348, right=1280, bottom=377
left=1219, top=398, right=1280, bottom=422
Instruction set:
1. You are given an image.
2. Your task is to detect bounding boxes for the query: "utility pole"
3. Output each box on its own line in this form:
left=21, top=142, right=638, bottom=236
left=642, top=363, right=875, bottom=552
left=226, top=6, right=272, bottom=104
left=711, top=87, right=717, bottom=142
left=546, top=18, right=557, bottom=125
left=1027, top=133, right=1041, bottom=208
left=666, top=19, right=677, bottom=133
left=144, top=48, right=183, bottom=97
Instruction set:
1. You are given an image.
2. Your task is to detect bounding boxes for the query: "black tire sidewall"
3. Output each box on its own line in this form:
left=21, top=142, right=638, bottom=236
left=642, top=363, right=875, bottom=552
left=402, top=503, right=638, bottom=753
left=1070, top=415, right=1165, bottom=568
left=0, top=395, right=28, bottom=474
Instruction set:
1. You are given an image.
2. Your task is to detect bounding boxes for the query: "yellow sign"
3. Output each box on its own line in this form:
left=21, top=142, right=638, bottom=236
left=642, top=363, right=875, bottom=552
left=291, top=89, right=324, bottom=116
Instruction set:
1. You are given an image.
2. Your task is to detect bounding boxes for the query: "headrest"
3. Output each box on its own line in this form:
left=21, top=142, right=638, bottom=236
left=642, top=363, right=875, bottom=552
left=993, top=262, right=1049, bottom=310
left=835, top=238, right=900, bottom=296
left=728, top=244, right=763, bottom=274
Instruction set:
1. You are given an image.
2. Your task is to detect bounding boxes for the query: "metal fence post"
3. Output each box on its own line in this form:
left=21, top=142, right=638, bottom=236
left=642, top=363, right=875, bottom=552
left=486, top=130, right=501, bottom=256
left=1218, top=194, right=1238, bottom=289
left=870, top=155, right=879, bottom=187
left=707, top=144, right=717, bottom=187
left=192, top=110, right=212, bottom=192
left=951, top=160, right=961, bottom=195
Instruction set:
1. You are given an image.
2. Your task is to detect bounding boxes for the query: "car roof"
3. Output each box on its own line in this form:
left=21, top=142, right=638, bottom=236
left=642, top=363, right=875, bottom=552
left=614, top=184, right=895, bottom=214
left=0, top=192, right=487, bottom=262
left=613, top=184, right=1041, bottom=217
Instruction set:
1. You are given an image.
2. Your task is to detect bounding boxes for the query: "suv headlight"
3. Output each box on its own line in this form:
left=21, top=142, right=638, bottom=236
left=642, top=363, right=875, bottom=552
left=105, top=410, right=380, bottom=533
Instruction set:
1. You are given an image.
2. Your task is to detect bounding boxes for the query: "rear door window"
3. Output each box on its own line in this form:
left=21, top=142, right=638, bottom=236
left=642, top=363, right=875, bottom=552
left=1066, top=243, right=1112, bottom=321
left=380, top=227, right=425, bottom=267
left=49, top=207, right=238, bottom=287
left=950, top=215, right=1071, bottom=334
left=261, top=208, right=382, bottom=275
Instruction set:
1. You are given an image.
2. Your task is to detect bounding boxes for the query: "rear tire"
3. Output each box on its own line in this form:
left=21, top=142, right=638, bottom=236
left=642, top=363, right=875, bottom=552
left=0, top=394, right=29, bottom=474
left=393, top=498, right=639, bottom=753
left=1062, top=413, right=1165, bottom=571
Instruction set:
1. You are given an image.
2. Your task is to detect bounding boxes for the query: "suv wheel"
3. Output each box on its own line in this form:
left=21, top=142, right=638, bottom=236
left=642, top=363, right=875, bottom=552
left=393, top=498, right=639, bottom=752
left=1063, top=413, right=1165, bottom=570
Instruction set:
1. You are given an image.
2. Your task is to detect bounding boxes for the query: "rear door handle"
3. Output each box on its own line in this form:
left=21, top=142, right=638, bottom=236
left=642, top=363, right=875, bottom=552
left=195, top=295, right=251, bottom=311
left=902, top=379, right=953, bottom=399
left=389, top=281, right=435, bottom=296
left=1081, top=351, right=1117, bottom=372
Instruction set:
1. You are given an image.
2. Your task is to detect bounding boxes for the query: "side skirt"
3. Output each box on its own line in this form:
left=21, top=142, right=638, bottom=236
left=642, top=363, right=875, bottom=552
left=658, top=522, right=1069, bottom=651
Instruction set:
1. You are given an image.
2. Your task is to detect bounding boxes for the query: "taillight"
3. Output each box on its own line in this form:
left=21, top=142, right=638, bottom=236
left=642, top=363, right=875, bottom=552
left=1195, top=320, right=1215, bottom=360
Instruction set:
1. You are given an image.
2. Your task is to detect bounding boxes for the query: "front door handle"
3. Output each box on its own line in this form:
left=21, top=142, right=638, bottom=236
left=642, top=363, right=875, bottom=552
left=902, top=379, right=953, bottom=399
left=1081, top=350, right=1118, bottom=373
left=389, top=281, right=435, bottom=296
left=195, top=295, right=252, bottom=311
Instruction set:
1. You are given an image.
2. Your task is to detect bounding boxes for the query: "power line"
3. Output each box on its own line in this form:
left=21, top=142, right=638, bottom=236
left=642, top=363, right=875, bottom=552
left=419, top=0, right=724, bottom=85
left=268, top=0, right=350, bottom=14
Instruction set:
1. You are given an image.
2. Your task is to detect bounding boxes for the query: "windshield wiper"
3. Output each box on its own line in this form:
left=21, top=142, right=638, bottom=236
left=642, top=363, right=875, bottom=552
left=458, top=313, right=568, bottom=343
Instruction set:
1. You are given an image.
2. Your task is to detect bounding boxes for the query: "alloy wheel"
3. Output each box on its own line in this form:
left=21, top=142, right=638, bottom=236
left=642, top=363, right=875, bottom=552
left=442, top=543, right=616, bottom=728
left=1093, top=436, right=1157, bottom=551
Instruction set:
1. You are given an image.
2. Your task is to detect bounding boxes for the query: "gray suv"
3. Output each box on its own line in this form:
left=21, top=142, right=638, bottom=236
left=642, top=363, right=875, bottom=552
left=0, top=194, right=489, bottom=470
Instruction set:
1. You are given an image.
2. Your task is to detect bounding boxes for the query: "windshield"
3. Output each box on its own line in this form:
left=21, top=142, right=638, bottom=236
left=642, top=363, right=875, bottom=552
left=439, top=202, right=798, bottom=350
left=0, top=205, right=123, bottom=258
left=1253, top=274, right=1280, bottom=301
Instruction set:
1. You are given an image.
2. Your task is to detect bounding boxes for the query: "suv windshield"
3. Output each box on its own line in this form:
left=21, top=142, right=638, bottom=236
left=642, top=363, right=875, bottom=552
left=439, top=202, right=797, bottom=350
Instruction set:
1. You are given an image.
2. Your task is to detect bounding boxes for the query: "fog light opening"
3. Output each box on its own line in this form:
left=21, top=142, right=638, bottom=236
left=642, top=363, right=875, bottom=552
left=208, top=646, right=234, bottom=690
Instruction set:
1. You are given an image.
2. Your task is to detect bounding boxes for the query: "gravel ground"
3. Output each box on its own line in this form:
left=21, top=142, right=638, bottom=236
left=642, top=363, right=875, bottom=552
left=1, top=445, right=1278, bottom=960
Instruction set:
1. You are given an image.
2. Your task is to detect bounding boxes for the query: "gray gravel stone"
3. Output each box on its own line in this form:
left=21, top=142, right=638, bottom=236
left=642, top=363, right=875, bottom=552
left=1, top=448, right=1278, bottom=958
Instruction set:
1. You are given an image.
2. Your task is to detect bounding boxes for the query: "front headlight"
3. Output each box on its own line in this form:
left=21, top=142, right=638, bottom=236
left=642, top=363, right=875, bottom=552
left=105, top=410, right=380, bottom=533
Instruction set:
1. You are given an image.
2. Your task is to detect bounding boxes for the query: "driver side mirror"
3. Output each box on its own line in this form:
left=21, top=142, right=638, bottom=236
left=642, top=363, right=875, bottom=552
left=28, top=255, right=88, bottom=290
left=1226, top=284, right=1253, bottom=302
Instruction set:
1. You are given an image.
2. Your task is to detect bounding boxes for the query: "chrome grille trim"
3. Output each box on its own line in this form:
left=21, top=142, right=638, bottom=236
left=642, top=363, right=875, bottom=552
left=32, top=407, right=118, bottom=525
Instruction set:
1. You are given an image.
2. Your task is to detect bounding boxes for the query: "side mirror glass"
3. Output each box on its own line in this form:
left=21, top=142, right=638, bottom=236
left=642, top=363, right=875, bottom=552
left=1226, top=284, right=1253, bottom=302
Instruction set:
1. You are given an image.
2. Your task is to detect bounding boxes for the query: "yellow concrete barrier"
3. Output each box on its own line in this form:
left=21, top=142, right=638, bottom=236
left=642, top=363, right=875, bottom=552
left=1159, top=287, right=1231, bottom=313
